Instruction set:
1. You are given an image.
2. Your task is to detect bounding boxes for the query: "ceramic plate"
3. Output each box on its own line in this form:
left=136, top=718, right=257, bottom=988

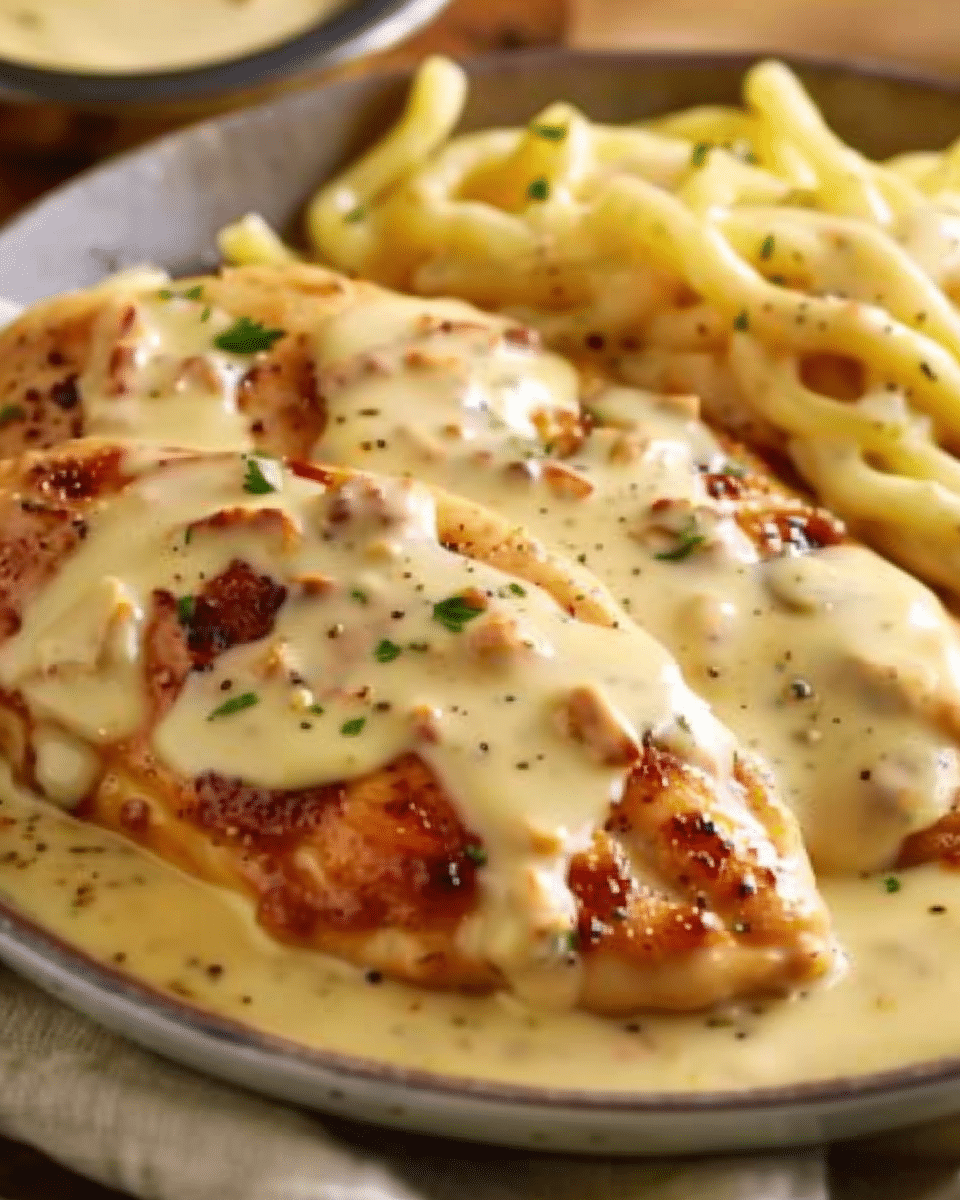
left=3, top=49, right=960, bottom=1155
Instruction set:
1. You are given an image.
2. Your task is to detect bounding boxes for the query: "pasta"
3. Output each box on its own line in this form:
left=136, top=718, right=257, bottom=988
left=220, top=57, right=960, bottom=598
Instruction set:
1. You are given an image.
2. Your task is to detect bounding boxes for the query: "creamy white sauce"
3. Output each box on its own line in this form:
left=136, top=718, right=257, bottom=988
left=309, top=293, right=960, bottom=874
left=1, top=779, right=959, bottom=1093
left=26, top=273, right=960, bottom=1088
left=0, top=0, right=343, bottom=73
left=3, top=447, right=805, bottom=1009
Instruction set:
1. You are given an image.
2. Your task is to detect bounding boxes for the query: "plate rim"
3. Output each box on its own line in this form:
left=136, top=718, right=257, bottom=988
left=3, top=44, right=960, bottom=1123
left=5, top=44, right=960, bottom=247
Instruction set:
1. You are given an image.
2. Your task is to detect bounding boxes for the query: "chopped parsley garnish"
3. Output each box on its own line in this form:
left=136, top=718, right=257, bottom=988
left=176, top=595, right=196, bottom=625
left=158, top=288, right=173, bottom=300
left=559, top=929, right=579, bottom=954
left=308, top=703, right=325, bottom=715
left=243, top=457, right=276, bottom=495
left=733, top=310, right=750, bottom=332
left=375, top=639, right=402, bottom=663
left=208, top=692, right=259, bottom=720
left=350, top=588, right=368, bottom=604
left=0, top=403, right=25, bottom=426
left=433, top=594, right=485, bottom=633
left=691, top=141, right=711, bottom=168
left=183, top=284, right=204, bottom=300
left=341, top=717, right=366, bottom=736
left=759, top=234, right=776, bottom=261
left=884, top=875, right=902, bottom=894
left=200, top=306, right=212, bottom=323
left=655, top=519, right=707, bottom=562
left=344, top=205, right=366, bottom=223
left=527, top=177, right=550, bottom=202
left=465, top=844, right=488, bottom=866
left=214, top=316, right=285, bottom=354
left=721, top=459, right=747, bottom=477
left=532, top=123, right=566, bottom=141
left=508, top=582, right=526, bottom=597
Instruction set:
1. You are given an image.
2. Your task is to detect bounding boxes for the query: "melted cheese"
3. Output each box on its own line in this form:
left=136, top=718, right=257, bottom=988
left=0, top=447, right=754, bottom=1006
left=0, top=0, right=343, bottom=72
left=309, top=295, right=960, bottom=874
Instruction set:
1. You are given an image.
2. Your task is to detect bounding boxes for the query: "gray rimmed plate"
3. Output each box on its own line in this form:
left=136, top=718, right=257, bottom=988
left=2, top=49, right=960, bottom=1155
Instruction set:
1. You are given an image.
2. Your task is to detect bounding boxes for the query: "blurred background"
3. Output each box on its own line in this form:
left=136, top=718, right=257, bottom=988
left=0, top=0, right=957, bottom=226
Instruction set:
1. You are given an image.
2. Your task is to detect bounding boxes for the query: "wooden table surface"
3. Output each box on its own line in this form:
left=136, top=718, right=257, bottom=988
left=2, top=0, right=959, bottom=1194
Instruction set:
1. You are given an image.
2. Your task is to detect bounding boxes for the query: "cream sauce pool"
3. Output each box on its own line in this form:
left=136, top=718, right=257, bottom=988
left=3, top=778, right=960, bottom=1092
left=0, top=0, right=343, bottom=73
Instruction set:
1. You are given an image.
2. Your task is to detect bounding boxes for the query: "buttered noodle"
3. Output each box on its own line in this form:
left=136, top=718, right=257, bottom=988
left=222, top=57, right=960, bottom=601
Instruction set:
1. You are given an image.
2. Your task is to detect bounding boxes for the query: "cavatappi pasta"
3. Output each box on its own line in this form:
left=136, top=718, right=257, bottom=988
left=220, top=57, right=960, bottom=600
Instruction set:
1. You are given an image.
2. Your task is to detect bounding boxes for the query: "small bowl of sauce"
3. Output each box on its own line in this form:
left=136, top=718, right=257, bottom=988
left=0, top=0, right=451, bottom=103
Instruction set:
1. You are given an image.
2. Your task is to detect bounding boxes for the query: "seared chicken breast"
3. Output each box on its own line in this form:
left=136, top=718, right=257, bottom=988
left=3, top=265, right=960, bottom=875
left=0, top=440, right=831, bottom=1012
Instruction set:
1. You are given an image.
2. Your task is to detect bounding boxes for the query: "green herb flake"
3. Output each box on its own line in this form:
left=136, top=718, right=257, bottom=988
left=759, top=234, right=776, bottom=261
left=350, top=588, right=368, bottom=604
left=433, top=594, right=485, bottom=633
left=884, top=875, right=902, bottom=894
left=559, top=929, right=579, bottom=954
left=208, top=692, right=259, bottom=721
left=0, top=403, right=25, bottom=426
left=214, top=316, right=286, bottom=355
left=243, top=457, right=276, bottom=495
left=341, top=717, right=366, bottom=737
left=527, top=177, right=550, bottom=202
left=183, top=284, right=204, bottom=300
left=176, top=595, right=196, bottom=625
left=344, top=205, right=366, bottom=223
left=722, top=459, right=747, bottom=478
left=158, top=288, right=174, bottom=300
left=691, top=141, right=711, bottom=168
left=465, top=844, right=488, bottom=866
left=508, top=582, right=526, bottom=597
left=308, top=703, right=325, bottom=715
left=375, top=639, right=402, bottom=664
left=200, top=306, right=212, bottom=323
left=532, top=123, right=566, bottom=141
left=733, top=310, right=750, bottom=332
left=655, top=519, right=707, bottom=562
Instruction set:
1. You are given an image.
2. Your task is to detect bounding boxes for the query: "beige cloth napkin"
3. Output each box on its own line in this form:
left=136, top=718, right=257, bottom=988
left=0, top=965, right=833, bottom=1200
left=4, top=962, right=960, bottom=1200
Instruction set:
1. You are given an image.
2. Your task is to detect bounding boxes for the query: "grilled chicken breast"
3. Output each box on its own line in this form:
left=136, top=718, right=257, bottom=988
left=3, top=264, right=960, bottom=876
left=0, top=440, right=831, bottom=1013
